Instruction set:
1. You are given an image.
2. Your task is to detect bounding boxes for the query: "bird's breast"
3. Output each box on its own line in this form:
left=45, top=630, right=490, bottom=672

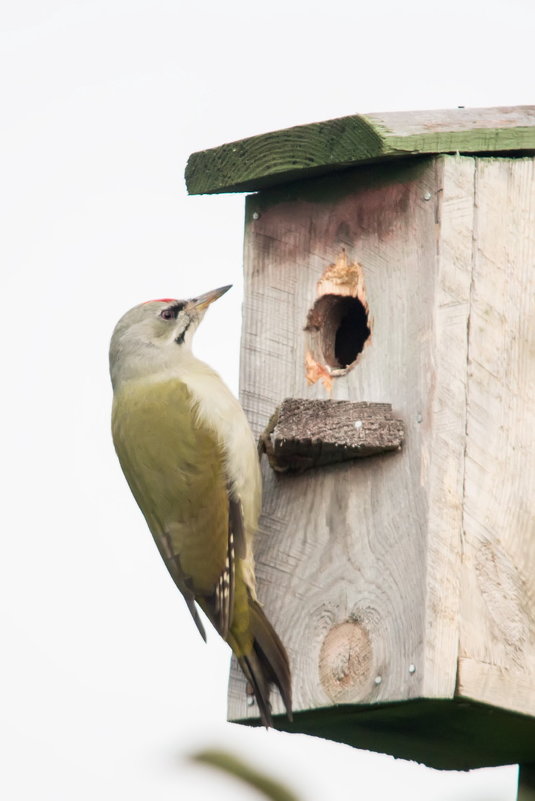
left=112, top=377, right=229, bottom=591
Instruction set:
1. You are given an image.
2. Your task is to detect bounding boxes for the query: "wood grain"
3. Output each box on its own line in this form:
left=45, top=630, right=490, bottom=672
left=421, top=155, right=474, bottom=698
left=226, top=153, right=535, bottom=767
left=230, top=157, right=460, bottom=721
left=185, top=106, right=535, bottom=194
left=261, top=399, right=404, bottom=472
left=457, top=157, right=535, bottom=716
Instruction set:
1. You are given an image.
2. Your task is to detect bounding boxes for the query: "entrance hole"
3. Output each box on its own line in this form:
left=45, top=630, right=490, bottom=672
left=306, top=294, right=370, bottom=370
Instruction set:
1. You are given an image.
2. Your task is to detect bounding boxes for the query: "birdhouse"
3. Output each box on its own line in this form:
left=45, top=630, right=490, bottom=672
left=186, top=107, right=535, bottom=771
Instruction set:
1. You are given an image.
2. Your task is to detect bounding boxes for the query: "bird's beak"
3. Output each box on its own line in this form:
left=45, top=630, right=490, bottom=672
left=187, top=285, right=232, bottom=311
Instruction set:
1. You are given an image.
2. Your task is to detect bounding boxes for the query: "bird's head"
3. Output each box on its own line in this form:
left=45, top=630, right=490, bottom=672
left=109, top=284, right=231, bottom=387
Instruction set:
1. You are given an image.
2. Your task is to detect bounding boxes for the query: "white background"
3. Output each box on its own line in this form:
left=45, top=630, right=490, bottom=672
left=1, top=1, right=532, bottom=798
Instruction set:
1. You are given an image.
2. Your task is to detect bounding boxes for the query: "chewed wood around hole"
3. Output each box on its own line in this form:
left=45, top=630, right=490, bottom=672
left=304, top=251, right=371, bottom=388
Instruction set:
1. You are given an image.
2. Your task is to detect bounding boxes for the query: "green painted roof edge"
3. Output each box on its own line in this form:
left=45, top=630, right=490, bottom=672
left=185, top=105, right=535, bottom=194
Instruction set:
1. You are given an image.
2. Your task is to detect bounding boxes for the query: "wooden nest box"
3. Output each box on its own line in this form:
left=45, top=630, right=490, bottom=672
left=186, top=107, right=535, bottom=770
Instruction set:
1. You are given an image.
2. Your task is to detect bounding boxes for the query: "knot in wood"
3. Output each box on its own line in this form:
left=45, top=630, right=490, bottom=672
left=319, top=621, right=373, bottom=702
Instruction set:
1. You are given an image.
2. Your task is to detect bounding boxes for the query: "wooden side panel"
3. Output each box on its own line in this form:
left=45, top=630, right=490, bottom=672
left=421, top=156, right=474, bottom=696
left=229, top=157, right=471, bottom=721
left=457, top=157, right=535, bottom=716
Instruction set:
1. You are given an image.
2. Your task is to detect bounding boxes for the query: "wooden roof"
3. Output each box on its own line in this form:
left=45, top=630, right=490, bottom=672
left=185, top=105, right=535, bottom=194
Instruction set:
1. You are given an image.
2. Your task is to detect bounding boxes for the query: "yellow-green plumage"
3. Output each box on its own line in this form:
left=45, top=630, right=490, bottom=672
left=109, top=289, right=291, bottom=726
left=113, top=379, right=229, bottom=595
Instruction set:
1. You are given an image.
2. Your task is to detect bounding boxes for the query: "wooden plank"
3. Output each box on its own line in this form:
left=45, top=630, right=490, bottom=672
left=261, top=399, right=404, bottom=472
left=230, top=698, right=535, bottom=770
left=420, top=155, right=474, bottom=698
left=457, top=157, right=535, bottom=716
left=185, top=106, right=535, bottom=194
left=457, top=657, right=535, bottom=717
left=229, top=156, right=469, bottom=727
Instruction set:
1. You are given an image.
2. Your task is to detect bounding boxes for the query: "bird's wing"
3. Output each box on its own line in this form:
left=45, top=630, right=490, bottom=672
left=212, top=501, right=235, bottom=640
left=185, top=596, right=207, bottom=641
left=228, top=492, right=246, bottom=559
left=149, top=533, right=210, bottom=640
left=211, top=491, right=248, bottom=639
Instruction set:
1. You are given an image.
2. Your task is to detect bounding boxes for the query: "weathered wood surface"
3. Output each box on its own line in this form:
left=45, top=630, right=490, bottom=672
left=185, top=106, right=535, bottom=194
left=456, top=157, right=535, bottom=716
left=230, top=156, right=469, bottom=720
left=227, top=153, right=535, bottom=766
left=261, top=399, right=404, bottom=472
left=420, top=155, right=473, bottom=700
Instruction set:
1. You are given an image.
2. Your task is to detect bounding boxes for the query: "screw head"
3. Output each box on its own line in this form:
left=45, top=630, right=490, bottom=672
left=354, top=420, right=363, bottom=429
left=423, top=191, right=432, bottom=201
left=252, top=211, right=260, bottom=220
left=374, top=675, right=382, bottom=685
left=409, top=664, right=416, bottom=674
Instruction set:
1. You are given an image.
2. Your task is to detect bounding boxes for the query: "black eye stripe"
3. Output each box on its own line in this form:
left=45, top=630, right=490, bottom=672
left=160, top=301, right=186, bottom=321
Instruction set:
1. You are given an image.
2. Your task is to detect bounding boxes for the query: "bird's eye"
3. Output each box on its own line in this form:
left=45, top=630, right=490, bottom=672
left=160, top=309, right=174, bottom=321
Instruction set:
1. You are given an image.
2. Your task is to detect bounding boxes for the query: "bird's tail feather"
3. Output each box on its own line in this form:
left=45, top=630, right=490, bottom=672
left=236, top=599, right=292, bottom=728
